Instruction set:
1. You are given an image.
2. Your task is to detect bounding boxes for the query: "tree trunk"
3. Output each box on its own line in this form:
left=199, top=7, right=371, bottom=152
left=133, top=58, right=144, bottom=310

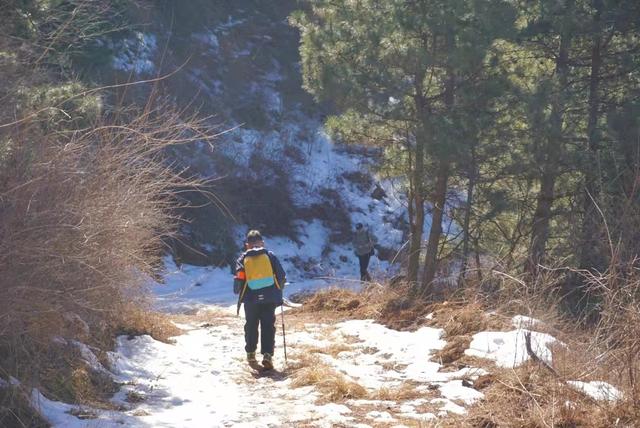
left=579, top=0, right=605, bottom=272
left=528, top=169, right=556, bottom=275
left=526, top=10, right=572, bottom=277
left=422, top=162, right=450, bottom=292
left=458, top=144, right=477, bottom=287
left=407, top=139, right=425, bottom=285
left=421, top=27, right=455, bottom=293
left=408, top=76, right=429, bottom=287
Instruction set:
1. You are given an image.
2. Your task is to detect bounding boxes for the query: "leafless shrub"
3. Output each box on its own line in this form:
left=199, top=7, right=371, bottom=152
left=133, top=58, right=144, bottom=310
left=583, top=255, right=640, bottom=408
left=0, top=101, right=219, bottom=380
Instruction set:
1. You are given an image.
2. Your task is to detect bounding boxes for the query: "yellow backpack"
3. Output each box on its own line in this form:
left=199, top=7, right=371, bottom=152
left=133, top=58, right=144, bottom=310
left=244, top=253, right=282, bottom=290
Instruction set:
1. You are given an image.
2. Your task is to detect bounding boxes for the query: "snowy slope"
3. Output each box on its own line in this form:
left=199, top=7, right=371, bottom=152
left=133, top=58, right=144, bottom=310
left=106, top=5, right=413, bottom=305
left=152, top=126, right=408, bottom=312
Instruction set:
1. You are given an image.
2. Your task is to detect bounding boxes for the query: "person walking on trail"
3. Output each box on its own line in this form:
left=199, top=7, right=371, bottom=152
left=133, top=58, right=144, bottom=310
left=233, top=230, right=286, bottom=370
left=353, top=223, right=377, bottom=282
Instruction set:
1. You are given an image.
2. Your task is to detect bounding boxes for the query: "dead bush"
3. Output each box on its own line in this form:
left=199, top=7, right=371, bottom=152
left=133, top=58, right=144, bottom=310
left=0, top=102, right=218, bottom=405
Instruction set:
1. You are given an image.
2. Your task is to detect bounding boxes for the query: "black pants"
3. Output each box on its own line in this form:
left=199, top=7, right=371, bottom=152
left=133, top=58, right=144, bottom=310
left=243, top=302, right=277, bottom=355
left=358, top=253, right=371, bottom=281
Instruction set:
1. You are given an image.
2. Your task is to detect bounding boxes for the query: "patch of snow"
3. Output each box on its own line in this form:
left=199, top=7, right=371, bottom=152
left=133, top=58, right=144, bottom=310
left=399, top=412, right=437, bottom=421
left=332, top=320, right=446, bottom=387
left=465, top=329, right=560, bottom=368
left=567, top=380, right=623, bottom=402
left=347, top=399, right=396, bottom=407
left=262, top=86, right=283, bottom=113
left=111, top=32, right=157, bottom=74
left=216, top=16, right=247, bottom=34
left=432, top=398, right=467, bottom=415
left=31, top=388, right=134, bottom=427
left=366, top=410, right=395, bottom=422
left=314, top=403, right=353, bottom=426
left=70, top=340, right=112, bottom=378
left=439, top=380, right=484, bottom=405
left=52, top=336, right=67, bottom=345
left=192, top=31, right=219, bottom=51
left=151, top=256, right=235, bottom=311
left=105, top=323, right=327, bottom=427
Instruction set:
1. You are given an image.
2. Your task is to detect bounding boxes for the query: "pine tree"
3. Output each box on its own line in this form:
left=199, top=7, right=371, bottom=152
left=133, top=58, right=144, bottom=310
left=292, top=0, right=516, bottom=293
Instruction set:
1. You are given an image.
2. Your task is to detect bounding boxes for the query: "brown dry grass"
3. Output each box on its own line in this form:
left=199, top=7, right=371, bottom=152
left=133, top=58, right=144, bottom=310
left=289, top=352, right=425, bottom=406
left=433, top=302, right=490, bottom=337
left=301, top=287, right=368, bottom=314
left=437, top=262, right=640, bottom=427
left=300, top=343, right=353, bottom=358
left=295, top=274, right=640, bottom=426
left=0, top=105, right=213, bottom=343
left=290, top=354, right=368, bottom=402
left=433, top=335, right=473, bottom=365
left=441, top=363, right=639, bottom=428
left=115, top=304, right=183, bottom=344
left=369, top=382, right=423, bottom=401
left=299, top=283, right=437, bottom=332
left=0, top=385, right=49, bottom=428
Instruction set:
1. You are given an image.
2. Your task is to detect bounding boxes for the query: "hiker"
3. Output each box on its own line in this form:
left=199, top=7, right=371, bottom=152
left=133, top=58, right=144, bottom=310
left=233, top=230, right=286, bottom=370
left=353, top=223, right=377, bottom=281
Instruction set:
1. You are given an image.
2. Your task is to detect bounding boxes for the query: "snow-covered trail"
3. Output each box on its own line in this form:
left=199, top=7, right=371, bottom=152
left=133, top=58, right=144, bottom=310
left=38, top=304, right=612, bottom=427
left=104, top=306, right=492, bottom=428
left=111, top=310, right=330, bottom=427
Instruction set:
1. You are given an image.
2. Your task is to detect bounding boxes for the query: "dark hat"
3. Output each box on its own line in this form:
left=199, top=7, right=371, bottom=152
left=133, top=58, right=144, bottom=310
left=246, top=230, right=263, bottom=244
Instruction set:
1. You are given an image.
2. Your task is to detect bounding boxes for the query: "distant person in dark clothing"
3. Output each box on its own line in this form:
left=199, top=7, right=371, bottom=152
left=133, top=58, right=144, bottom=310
left=233, top=230, right=286, bottom=370
left=353, top=223, right=377, bottom=282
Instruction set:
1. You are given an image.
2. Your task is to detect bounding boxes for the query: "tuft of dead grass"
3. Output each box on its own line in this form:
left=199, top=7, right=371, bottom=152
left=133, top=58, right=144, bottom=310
left=299, top=282, right=436, bottom=332
left=433, top=335, right=472, bottom=365
left=0, top=385, right=48, bottom=428
left=301, top=288, right=364, bottom=313
left=290, top=356, right=368, bottom=402
left=438, top=303, right=488, bottom=337
left=369, top=382, right=422, bottom=401
left=300, top=343, right=353, bottom=358
left=115, top=303, right=183, bottom=344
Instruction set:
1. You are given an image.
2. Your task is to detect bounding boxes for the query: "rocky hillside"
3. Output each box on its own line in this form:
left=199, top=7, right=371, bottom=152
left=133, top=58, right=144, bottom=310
left=105, top=1, right=412, bottom=289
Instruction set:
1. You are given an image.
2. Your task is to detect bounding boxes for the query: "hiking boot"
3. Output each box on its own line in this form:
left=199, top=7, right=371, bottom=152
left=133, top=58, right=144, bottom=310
left=262, top=353, right=273, bottom=370
left=246, top=352, right=257, bottom=363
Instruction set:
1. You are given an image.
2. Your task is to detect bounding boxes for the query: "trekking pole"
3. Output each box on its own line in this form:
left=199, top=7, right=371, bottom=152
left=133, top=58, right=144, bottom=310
left=280, top=303, right=288, bottom=365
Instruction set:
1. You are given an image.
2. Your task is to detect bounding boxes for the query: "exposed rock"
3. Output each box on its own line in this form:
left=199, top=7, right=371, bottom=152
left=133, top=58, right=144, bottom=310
left=371, top=184, right=386, bottom=200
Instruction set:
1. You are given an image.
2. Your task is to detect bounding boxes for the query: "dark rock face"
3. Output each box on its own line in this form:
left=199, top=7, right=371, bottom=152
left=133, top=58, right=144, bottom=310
left=371, top=184, right=387, bottom=200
